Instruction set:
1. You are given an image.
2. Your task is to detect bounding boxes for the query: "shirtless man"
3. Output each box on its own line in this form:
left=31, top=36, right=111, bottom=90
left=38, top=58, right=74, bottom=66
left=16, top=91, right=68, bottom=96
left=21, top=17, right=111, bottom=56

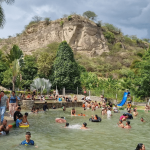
left=87, top=102, right=91, bottom=109
left=124, top=121, right=131, bottom=129
left=133, top=109, right=138, bottom=117
left=55, top=117, right=66, bottom=123
left=145, top=104, right=149, bottom=112
left=117, top=120, right=124, bottom=128
left=0, top=119, right=9, bottom=135
left=22, top=113, right=29, bottom=125
left=74, top=95, right=77, bottom=102
left=92, top=103, right=96, bottom=111
left=81, top=122, right=88, bottom=129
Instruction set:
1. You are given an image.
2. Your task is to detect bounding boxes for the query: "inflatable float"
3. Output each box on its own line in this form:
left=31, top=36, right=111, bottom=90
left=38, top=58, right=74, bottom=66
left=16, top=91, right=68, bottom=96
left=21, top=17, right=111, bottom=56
left=19, top=125, right=29, bottom=128
left=89, top=117, right=101, bottom=122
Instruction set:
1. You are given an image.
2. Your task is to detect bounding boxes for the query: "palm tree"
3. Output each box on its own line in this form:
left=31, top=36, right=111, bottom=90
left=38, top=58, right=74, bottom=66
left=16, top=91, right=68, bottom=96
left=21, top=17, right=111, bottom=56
left=0, top=0, right=15, bottom=27
left=12, top=59, right=20, bottom=91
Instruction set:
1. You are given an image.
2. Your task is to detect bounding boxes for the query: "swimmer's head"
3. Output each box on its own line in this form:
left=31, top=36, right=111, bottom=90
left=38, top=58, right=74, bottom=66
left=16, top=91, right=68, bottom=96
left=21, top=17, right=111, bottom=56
left=83, top=122, right=87, bottom=127
left=18, top=113, right=23, bottom=119
left=25, top=112, right=28, bottom=116
left=119, top=119, right=122, bottom=123
left=61, top=117, right=65, bottom=119
left=135, top=143, right=145, bottom=150
left=65, top=123, right=69, bottom=127
left=45, top=102, right=47, bottom=104
left=81, top=113, right=83, bottom=116
left=95, top=115, right=98, bottom=119
left=123, top=113, right=127, bottom=116
left=26, top=132, right=31, bottom=140
left=133, top=109, right=136, bottom=112
left=72, top=108, right=75, bottom=110
left=126, top=121, right=130, bottom=125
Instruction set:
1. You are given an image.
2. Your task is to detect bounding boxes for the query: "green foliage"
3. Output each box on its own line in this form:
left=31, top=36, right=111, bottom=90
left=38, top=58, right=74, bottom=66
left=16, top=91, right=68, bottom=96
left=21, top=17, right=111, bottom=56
left=103, top=31, right=115, bottom=44
left=37, top=52, right=55, bottom=78
left=51, top=41, right=81, bottom=89
left=60, top=21, right=64, bottom=27
left=133, top=48, right=150, bottom=97
left=103, top=23, right=121, bottom=34
left=20, top=55, right=38, bottom=88
left=7, top=45, right=23, bottom=63
left=143, top=38, right=150, bottom=43
left=83, top=11, right=97, bottom=20
left=44, top=17, right=50, bottom=25
left=2, top=69, right=12, bottom=88
left=68, top=15, right=72, bottom=21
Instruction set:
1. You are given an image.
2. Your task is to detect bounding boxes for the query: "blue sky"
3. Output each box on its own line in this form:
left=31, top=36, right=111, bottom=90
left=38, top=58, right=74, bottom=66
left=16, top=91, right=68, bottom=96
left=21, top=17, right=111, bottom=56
left=0, top=0, right=150, bottom=39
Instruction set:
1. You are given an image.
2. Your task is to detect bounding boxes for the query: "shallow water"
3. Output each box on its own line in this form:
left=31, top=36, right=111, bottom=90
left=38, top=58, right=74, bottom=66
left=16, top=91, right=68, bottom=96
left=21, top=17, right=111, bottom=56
left=0, top=108, right=150, bottom=150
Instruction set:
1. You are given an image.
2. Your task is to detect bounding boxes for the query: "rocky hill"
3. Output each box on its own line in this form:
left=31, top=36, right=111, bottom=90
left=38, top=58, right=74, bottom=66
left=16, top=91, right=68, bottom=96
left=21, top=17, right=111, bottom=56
left=0, top=15, right=109, bottom=56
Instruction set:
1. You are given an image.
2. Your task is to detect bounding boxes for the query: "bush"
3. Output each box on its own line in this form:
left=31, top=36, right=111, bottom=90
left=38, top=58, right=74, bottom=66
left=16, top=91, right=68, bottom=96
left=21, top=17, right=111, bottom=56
left=103, top=23, right=120, bottom=34
left=103, top=31, right=115, bottom=44
left=60, top=21, right=64, bottom=27
left=68, top=15, right=72, bottom=21
left=44, top=17, right=51, bottom=25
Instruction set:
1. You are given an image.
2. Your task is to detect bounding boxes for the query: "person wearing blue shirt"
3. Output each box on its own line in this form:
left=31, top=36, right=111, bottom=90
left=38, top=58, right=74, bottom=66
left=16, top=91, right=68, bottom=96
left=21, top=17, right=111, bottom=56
left=16, top=113, right=23, bottom=127
left=21, top=132, right=35, bottom=146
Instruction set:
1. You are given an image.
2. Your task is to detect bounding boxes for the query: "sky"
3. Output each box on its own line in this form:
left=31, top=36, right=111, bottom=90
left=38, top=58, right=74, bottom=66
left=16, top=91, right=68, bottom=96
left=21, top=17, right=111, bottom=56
left=0, top=0, right=150, bottom=39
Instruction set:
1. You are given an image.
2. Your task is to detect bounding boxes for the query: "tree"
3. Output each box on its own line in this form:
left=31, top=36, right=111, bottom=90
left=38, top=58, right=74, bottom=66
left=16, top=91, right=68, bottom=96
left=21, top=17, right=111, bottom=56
left=0, top=0, right=15, bottom=27
left=1, top=68, right=12, bottom=88
left=0, top=50, right=8, bottom=84
left=12, top=59, right=20, bottom=90
left=51, top=41, right=81, bottom=89
left=37, top=52, right=55, bottom=78
left=20, top=55, right=38, bottom=88
left=7, top=45, right=23, bottom=63
left=133, top=48, right=150, bottom=97
left=83, top=11, right=97, bottom=20
left=32, top=15, right=42, bottom=23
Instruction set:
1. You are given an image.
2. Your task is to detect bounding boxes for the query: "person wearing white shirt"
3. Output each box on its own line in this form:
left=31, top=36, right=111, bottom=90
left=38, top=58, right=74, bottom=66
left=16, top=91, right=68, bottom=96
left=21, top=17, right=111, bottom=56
left=107, top=108, right=112, bottom=117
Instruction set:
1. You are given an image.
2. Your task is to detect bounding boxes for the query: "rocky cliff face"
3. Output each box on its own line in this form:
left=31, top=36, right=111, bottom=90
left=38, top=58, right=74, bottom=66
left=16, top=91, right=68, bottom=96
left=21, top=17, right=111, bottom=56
left=0, top=15, right=109, bottom=56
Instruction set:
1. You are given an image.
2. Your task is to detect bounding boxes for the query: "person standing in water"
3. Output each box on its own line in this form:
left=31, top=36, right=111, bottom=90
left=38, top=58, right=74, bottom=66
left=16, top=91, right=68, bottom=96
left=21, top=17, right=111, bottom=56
left=124, top=121, right=131, bottom=129
left=117, top=120, right=124, bottom=128
left=9, top=91, right=18, bottom=118
left=71, top=108, right=76, bottom=116
left=81, top=122, right=88, bottom=129
left=133, top=109, right=138, bottom=117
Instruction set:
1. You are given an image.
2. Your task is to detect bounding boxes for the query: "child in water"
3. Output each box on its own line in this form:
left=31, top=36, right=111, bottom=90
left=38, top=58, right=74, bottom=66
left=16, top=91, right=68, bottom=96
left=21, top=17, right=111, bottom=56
left=124, top=121, right=131, bottom=129
left=71, top=108, right=76, bottom=116
left=81, top=122, right=88, bottom=129
left=117, top=120, right=124, bottom=128
left=21, top=132, right=37, bottom=147
left=22, top=113, right=29, bottom=125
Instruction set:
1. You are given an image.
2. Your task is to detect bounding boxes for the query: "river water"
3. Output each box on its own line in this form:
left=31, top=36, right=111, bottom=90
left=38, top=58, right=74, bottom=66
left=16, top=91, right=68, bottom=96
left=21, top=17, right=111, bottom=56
left=0, top=108, right=150, bottom=150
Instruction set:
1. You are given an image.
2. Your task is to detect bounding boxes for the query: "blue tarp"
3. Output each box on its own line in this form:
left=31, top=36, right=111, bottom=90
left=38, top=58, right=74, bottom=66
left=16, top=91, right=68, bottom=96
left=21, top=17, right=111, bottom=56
left=117, top=92, right=128, bottom=106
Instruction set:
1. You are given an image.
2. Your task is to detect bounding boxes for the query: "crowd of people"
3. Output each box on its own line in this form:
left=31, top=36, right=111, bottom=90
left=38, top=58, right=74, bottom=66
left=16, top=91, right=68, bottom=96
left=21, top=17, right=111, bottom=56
left=0, top=91, right=147, bottom=149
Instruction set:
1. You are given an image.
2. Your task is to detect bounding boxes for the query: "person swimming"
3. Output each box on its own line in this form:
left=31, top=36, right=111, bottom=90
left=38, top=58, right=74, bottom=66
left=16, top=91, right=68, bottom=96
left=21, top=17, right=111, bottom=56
left=55, top=117, right=66, bottom=123
left=22, top=113, right=29, bottom=125
left=64, top=123, right=69, bottom=128
left=120, top=114, right=128, bottom=121
left=135, top=143, right=145, bottom=150
left=133, top=109, right=138, bottom=117
left=91, top=115, right=98, bottom=120
left=71, top=108, right=76, bottom=116
left=117, top=120, right=124, bottom=128
left=124, top=121, right=131, bottom=129
left=141, top=117, right=145, bottom=122
left=81, top=122, right=88, bottom=129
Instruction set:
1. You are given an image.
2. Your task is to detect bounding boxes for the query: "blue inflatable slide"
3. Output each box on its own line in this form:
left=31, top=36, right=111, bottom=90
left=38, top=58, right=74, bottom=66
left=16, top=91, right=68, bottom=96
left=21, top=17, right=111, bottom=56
left=117, top=92, right=128, bottom=106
